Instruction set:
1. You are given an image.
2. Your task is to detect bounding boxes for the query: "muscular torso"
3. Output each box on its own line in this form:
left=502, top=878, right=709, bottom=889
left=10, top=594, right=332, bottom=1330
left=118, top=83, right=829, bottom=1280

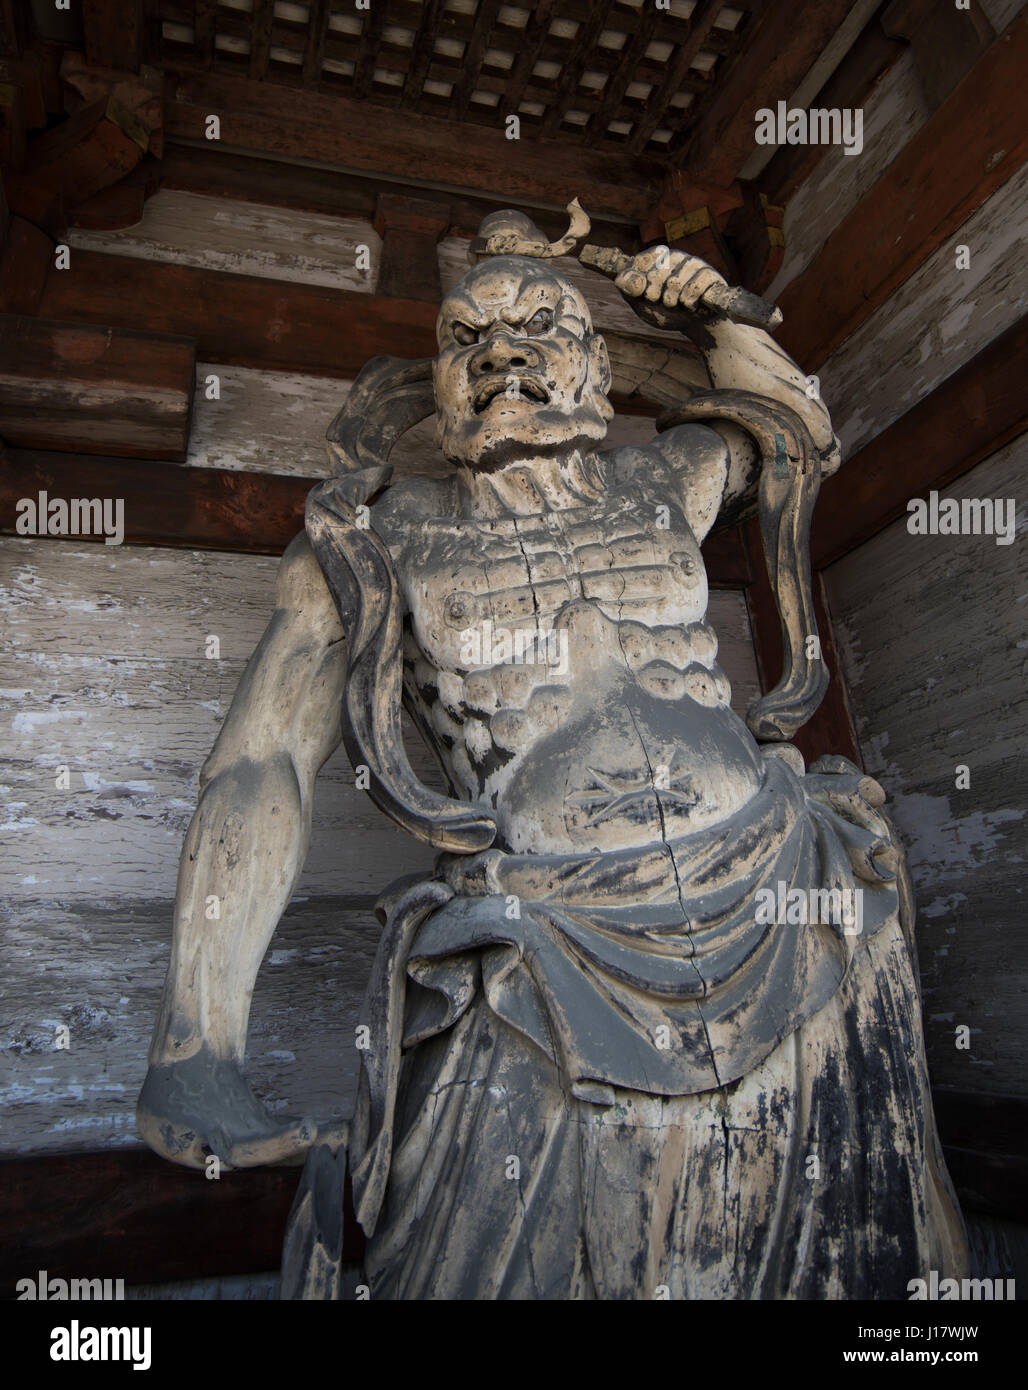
left=374, top=440, right=764, bottom=856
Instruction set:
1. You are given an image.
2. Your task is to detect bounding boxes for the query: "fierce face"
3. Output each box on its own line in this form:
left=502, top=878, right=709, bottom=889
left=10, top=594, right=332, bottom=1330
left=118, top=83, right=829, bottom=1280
left=433, top=257, right=613, bottom=470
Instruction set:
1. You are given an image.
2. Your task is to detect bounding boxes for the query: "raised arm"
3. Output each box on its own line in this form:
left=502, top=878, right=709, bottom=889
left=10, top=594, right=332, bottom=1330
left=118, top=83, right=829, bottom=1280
left=611, top=246, right=839, bottom=742
left=138, top=531, right=349, bottom=1169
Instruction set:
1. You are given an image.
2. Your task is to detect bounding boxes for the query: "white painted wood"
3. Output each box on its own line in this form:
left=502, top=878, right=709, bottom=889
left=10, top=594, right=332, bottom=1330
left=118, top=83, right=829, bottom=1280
left=188, top=364, right=341, bottom=477
left=819, top=165, right=1028, bottom=457
left=825, top=435, right=1027, bottom=1097
left=68, top=189, right=382, bottom=293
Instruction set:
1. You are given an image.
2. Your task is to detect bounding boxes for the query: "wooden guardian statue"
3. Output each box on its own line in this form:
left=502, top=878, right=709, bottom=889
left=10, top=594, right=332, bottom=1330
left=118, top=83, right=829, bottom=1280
left=138, top=203, right=968, bottom=1300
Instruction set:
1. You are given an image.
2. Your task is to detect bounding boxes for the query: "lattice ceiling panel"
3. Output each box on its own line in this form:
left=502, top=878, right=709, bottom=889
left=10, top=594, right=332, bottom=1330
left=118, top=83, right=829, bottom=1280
left=156, top=0, right=762, bottom=160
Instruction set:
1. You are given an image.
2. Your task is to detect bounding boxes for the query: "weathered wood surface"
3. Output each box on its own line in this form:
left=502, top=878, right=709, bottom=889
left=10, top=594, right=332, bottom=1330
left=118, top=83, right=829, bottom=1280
left=0, top=315, right=195, bottom=460
left=683, top=0, right=860, bottom=187
left=825, top=435, right=1027, bottom=1099
left=68, top=190, right=383, bottom=294
left=0, top=898, right=378, bottom=1156
left=761, top=0, right=1023, bottom=304
left=0, top=538, right=758, bottom=1155
left=818, top=167, right=1028, bottom=459
left=814, top=315, right=1028, bottom=568
left=777, top=11, right=1028, bottom=370
left=767, top=50, right=931, bottom=303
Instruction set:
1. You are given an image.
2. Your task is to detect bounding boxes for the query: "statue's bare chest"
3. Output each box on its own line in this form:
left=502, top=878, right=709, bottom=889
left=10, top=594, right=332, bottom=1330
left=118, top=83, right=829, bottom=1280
left=397, top=495, right=706, bottom=676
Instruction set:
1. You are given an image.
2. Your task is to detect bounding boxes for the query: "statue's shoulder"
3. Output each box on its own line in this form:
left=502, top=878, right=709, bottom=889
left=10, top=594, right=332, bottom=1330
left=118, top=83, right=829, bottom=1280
left=599, top=421, right=727, bottom=488
left=371, top=474, right=457, bottom=545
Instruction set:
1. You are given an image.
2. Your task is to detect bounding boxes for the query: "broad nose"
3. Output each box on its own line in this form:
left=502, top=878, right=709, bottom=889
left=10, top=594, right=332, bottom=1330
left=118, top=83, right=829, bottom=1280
left=469, top=331, right=539, bottom=376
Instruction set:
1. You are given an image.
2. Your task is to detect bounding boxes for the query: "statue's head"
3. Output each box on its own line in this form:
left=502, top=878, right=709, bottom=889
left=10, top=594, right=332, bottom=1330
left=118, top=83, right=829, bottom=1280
left=433, top=255, right=613, bottom=470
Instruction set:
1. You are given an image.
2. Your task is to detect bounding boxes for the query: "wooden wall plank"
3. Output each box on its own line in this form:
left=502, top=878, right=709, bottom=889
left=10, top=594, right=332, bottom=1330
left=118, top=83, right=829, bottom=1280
left=0, top=449, right=313, bottom=552
left=812, top=314, right=1028, bottom=568
left=0, top=315, right=195, bottom=460
left=765, top=46, right=931, bottom=304
left=776, top=12, right=1028, bottom=369
left=683, top=0, right=859, bottom=187
left=38, top=250, right=440, bottom=377
left=818, top=165, right=1028, bottom=460
left=824, top=435, right=1027, bottom=1100
left=68, top=189, right=382, bottom=294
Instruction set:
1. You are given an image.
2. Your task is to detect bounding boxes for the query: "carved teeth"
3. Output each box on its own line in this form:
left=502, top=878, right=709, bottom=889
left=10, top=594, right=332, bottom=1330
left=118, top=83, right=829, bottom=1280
left=473, top=376, right=550, bottom=412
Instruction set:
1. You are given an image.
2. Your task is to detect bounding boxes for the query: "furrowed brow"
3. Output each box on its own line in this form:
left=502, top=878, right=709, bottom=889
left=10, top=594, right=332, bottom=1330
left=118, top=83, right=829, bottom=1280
left=443, top=294, right=492, bottom=328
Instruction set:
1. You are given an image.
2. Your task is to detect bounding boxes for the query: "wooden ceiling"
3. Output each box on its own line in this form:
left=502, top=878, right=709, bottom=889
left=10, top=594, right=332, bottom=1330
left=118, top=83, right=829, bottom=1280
left=154, top=0, right=759, bottom=160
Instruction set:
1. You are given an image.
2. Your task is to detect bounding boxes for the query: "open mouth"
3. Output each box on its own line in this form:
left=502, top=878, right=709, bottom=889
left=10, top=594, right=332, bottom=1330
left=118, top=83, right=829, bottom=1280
left=472, top=375, right=551, bottom=414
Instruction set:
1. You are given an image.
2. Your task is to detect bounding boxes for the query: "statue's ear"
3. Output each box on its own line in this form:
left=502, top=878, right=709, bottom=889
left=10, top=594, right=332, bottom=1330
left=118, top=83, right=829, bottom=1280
left=587, top=333, right=612, bottom=395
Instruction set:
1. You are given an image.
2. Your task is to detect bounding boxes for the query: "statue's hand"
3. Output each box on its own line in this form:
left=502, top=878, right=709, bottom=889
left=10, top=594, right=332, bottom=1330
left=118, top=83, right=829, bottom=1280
left=137, top=1048, right=344, bottom=1171
left=614, top=244, right=727, bottom=332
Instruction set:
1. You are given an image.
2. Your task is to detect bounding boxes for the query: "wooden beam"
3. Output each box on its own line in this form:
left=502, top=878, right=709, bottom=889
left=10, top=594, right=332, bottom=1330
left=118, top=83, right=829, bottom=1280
left=883, top=0, right=995, bottom=110
left=0, top=315, right=194, bottom=460
left=811, top=315, right=1028, bottom=569
left=627, top=0, right=723, bottom=156
left=538, top=1, right=613, bottom=138
left=83, top=0, right=143, bottom=73
left=0, top=1149, right=364, bottom=1292
left=162, top=67, right=664, bottom=220
left=0, top=214, right=52, bottom=314
left=39, top=250, right=442, bottom=378
left=352, top=2, right=386, bottom=101
left=504, top=0, right=560, bottom=119
left=374, top=193, right=449, bottom=303
left=301, top=0, right=330, bottom=88
left=757, top=10, right=907, bottom=206
left=159, top=143, right=641, bottom=251
left=248, top=0, right=275, bottom=82
left=0, top=449, right=312, bottom=554
left=744, top=517, right=862, bottom=770
left=194, top=0, right=218, bottom=71
left=409, top=0, right=449, bottom=111
left=682, top=0, right=861, bottom=188
left=777, top=12, right=1028, bottom=370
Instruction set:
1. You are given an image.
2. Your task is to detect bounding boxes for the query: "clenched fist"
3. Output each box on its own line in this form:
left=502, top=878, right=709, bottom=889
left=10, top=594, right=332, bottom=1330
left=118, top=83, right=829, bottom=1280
left=614, top=245, right=727, bottom=313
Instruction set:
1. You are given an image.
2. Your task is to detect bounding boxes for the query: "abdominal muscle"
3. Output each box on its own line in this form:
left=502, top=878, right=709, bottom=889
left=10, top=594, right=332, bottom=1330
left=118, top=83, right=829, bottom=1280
left=428, top=602, right=765, bottom=857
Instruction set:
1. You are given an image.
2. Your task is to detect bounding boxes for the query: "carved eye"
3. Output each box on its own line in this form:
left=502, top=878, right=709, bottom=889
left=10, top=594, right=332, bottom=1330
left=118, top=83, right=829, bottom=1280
left=452, top=322, right=478, bottom=346
left=524, top=308, right=554, bottom=335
